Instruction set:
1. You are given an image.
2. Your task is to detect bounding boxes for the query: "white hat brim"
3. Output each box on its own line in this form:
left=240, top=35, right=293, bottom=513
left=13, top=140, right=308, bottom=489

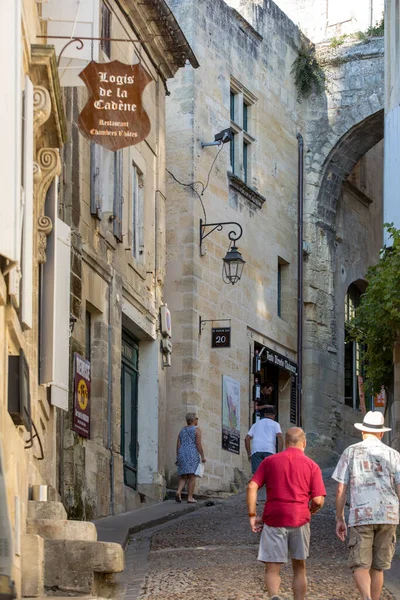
left=354, top=422, right=391, bottom=433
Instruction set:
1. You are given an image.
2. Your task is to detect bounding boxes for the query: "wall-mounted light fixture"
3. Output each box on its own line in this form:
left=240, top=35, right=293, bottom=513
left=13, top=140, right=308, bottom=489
left=201, top=127, right=233, bottom=148
left=200, top=219, right=245, bottom=285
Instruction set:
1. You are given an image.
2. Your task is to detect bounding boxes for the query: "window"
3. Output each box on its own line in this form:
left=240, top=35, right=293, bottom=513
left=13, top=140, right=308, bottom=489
left=100, top=2, right=111, bottom=58
left=113, top=151, right=123, bottom=241
left=131, top=163, right=144, bottom=260
left=277, top=257, right=289, bottom=319
left=85, top=311, right=91, bottom=361
left=277, top=263, right=282, bottom=318
left=90, top=144, right=123, bottom=241
left=229, top=78, right=256, bottom=184
left=344, top=283, right=366, bottom=410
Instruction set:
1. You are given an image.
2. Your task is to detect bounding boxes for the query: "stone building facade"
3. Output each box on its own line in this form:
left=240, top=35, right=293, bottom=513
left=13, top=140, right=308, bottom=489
left=164, top=0, right=385, bottom=492
left=165, top=0, right=304, bottom=492
left=50, top=0, right=198, bottom=518
left=0, top=0, right=197, bottom=593
left=0, top=1, right=67, bottom=595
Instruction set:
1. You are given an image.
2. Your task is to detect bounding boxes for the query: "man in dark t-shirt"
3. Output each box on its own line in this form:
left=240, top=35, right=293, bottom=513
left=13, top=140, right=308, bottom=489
left=247, top=427, right=326, bottom=600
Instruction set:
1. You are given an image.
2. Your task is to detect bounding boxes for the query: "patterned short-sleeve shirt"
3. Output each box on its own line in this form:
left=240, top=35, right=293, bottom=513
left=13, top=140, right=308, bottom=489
left=332, top=437, right=400, bottom=526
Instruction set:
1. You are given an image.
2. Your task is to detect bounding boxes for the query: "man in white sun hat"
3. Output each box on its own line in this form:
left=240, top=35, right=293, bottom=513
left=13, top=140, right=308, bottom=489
left=332, top=410, right=400, bottom=600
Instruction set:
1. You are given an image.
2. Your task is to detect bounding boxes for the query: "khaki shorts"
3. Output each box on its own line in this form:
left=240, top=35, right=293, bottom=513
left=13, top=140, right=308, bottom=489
left=258, top=523, right=310, bottom=563
left=348, top=524, right=397, bottom=571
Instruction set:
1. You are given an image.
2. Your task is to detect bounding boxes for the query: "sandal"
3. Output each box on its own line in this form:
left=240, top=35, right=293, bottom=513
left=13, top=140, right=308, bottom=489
left=175, top=493, right=182, bottom=503
left=187, top=499, right=197, bottom=503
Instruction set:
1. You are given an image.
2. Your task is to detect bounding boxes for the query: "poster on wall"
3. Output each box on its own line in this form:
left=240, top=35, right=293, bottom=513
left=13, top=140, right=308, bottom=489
left=222, top=375, right=240, bottom=454
left=374, top=385, right=386, bottom=414
left=72, top=353, right=91, bottom=438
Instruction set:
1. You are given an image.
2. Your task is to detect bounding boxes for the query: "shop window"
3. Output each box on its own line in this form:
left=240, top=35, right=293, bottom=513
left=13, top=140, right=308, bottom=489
left=229, top=78, right=256, bottom=183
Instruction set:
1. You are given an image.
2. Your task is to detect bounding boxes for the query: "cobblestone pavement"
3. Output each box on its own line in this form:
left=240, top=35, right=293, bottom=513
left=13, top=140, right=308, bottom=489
left=124, top=478, right=396, bottom=600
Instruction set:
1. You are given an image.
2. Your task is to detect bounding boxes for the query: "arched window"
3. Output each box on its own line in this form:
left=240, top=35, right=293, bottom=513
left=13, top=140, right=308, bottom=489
left=344, top=283, right=365, bottom=409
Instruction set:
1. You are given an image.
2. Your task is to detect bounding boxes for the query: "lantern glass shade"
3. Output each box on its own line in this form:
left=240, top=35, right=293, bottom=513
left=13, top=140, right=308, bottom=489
left=222, top=244, right=245, bottom=285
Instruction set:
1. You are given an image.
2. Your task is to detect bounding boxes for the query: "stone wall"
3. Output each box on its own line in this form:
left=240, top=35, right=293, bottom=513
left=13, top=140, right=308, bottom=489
left=301, top=39, right=384, bottom=460
left=165, top=0, right=303, bottom=491
left=165, top=0, right=386, bottom=487
left=0, top=0, right=67, bottom=594
left=60, top=2, right=170, bottom=518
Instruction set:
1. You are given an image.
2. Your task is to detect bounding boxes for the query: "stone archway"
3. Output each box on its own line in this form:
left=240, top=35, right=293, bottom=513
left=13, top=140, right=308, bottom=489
left=301, top=40, right=385, bottom=461
left=316, top=110, right=384, bottom=229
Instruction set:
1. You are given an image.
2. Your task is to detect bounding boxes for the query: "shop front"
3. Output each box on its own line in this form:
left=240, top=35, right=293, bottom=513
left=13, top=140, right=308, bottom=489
left=252, top=341, right=298, bottom=433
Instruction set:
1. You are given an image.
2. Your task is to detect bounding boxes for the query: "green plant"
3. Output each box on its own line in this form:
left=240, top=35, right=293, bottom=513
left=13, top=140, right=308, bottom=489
left=291, top=42, right=325, bottom=101
left=349, top=224, right=400, bottom=395
left=330, top=34, right=347, bottom=48
left=355, top=15, right=384, bottom=41
left=366, top=16, right=384, bottom=37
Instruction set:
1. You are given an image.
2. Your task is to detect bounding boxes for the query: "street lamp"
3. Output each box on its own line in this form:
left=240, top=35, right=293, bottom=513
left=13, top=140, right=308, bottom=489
left=199, top=219, right=245, bottom=285
left=222, top=243, right=245, bottom=285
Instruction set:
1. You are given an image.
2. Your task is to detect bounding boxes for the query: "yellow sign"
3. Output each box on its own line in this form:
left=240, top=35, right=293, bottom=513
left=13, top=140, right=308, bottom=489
left=77, top=379, right=88, bottom=411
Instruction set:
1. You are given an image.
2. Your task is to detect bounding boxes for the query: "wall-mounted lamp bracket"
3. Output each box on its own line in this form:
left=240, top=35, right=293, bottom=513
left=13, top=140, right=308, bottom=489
left=200, top=218, right=243, bottom=256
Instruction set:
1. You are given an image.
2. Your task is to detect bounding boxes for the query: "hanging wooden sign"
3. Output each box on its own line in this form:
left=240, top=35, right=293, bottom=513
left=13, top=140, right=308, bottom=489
left=78, top=60, right=152, bottom=151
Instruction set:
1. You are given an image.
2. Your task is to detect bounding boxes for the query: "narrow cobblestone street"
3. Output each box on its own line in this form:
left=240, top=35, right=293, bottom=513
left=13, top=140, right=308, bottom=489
left=122, top=477, right=396, bottom=600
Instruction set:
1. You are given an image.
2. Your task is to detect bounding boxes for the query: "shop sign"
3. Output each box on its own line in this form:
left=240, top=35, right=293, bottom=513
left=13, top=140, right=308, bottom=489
left=222, top=375, right=240, bottom=454
left=212, top=327, right=231, bottom=348
left=78, top=60, right=153, bottom=151
left=72, top=353, right=91, bottom=438
left=264, top=347, right=297, bottom=376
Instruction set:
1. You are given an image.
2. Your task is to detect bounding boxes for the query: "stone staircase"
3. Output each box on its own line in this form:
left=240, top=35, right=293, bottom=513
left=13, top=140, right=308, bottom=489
left=22, top=501, right=124, bottom=598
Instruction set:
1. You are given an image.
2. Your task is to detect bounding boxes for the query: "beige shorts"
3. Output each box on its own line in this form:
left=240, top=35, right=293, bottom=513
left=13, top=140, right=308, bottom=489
left=348, top=524, right=397, bottom=571
left=258, top=523, right=310, bottom=563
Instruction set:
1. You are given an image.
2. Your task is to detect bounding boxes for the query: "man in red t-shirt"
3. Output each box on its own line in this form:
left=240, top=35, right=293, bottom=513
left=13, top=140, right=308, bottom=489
left=247, top=427, right=326, bottom=600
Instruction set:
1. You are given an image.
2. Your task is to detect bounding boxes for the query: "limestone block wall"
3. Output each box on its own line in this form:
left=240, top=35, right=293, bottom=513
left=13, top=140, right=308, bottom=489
left=60, top=2, right=169, bottom=518
left=301, top=40, right=384, bottom=457
left=269, top=0, right=384, bottom=43
left=165, top=0, right=304, bottom=491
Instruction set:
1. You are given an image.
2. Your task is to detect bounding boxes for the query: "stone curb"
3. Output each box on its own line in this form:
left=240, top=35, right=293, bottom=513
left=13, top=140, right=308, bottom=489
left=122, top=501, right=207, bottom=548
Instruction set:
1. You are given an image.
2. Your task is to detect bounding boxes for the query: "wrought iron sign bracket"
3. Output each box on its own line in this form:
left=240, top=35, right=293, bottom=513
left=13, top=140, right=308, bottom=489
left=199, top=316, right=231, bottom=335
left=36, top=35, right=153, bottom=67
left=199, top=218, right=243, bottom=256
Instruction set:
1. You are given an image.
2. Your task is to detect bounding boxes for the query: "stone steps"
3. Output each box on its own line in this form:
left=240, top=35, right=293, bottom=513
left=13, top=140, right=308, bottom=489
left=22, top=501, right=124, bottom=598
left=27, top=519, right=97, bottom=542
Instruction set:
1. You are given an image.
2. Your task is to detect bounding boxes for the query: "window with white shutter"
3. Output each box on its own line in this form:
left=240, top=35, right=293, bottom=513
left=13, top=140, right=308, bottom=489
left=39, top=178, right=72, bottom=412
left=0, top=0, right=22, bottom=264
left=51, top=219, right=71, bottom=411
left=21, top=76, right=34, bottom=329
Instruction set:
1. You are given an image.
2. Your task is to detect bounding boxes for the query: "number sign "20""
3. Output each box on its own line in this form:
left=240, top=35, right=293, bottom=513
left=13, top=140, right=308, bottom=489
left=211, top=327, right=231, bottom=348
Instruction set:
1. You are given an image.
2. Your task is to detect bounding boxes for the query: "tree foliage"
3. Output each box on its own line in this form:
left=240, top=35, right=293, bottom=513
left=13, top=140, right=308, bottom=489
left=291, top=42, right=325, bottom=101
left=350, top=225, right=400, bottom=395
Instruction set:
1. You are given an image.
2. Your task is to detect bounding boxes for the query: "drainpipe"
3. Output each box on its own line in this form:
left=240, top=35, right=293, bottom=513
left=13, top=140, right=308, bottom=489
left=107, top=275, right=114, bottom=515
left=296, top=133, right=304, bottom=428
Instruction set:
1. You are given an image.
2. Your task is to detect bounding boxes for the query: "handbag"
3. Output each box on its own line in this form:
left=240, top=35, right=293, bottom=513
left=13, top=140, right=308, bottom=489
left=195, top=462, right=205, bottom=478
